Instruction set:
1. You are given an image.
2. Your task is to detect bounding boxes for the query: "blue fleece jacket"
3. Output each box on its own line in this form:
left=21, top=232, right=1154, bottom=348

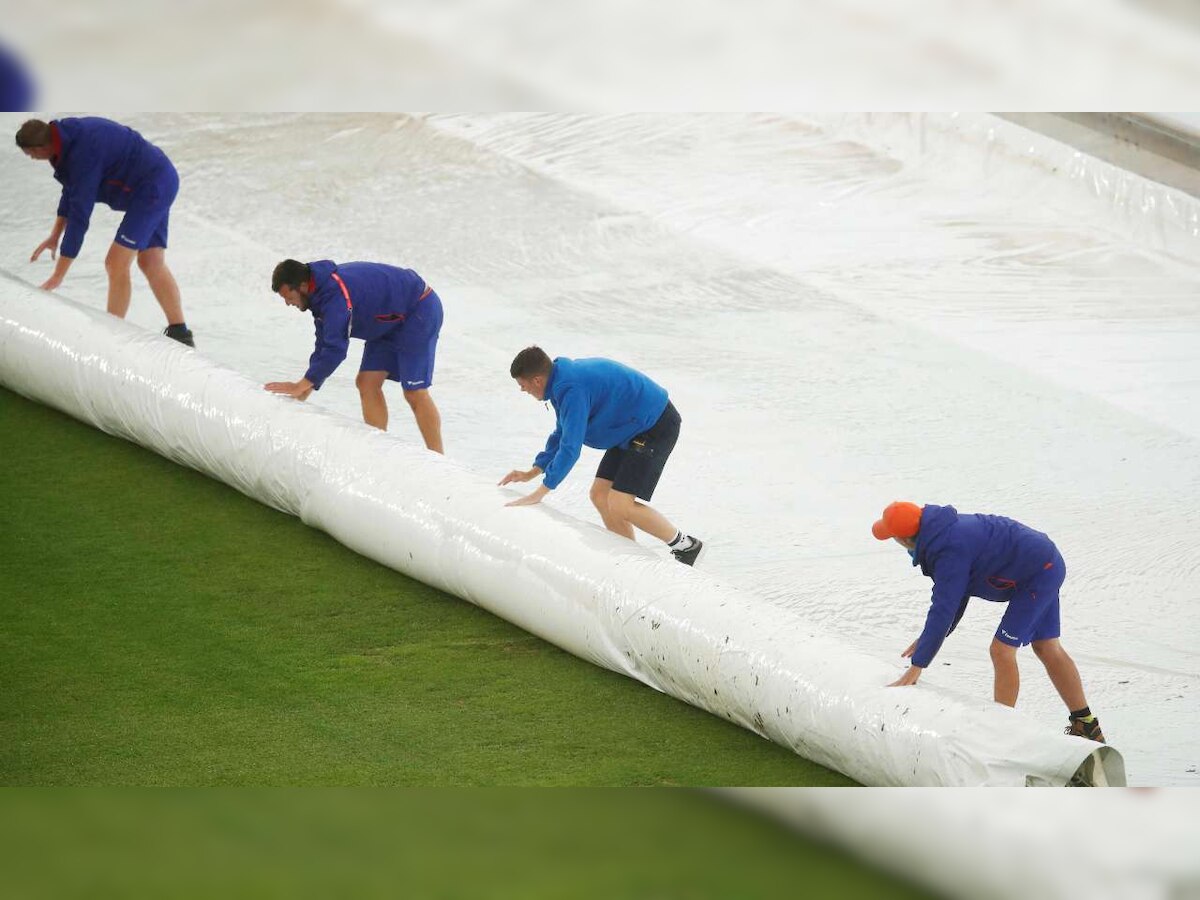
left=909, top=505, right=1058, bottom=668
left=303, top=260, right=429, bottom=389
left=49, top=117, right=174, bottom=258
left=533, top=357, right=670, bottom=490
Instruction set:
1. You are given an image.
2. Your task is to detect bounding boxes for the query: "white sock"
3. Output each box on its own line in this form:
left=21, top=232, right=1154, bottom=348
left=669, top=531, right=695, bottom=552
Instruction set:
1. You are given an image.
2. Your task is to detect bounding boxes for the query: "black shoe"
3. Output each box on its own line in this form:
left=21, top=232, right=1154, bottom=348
left=1066, top=715, right=1105, bottom=744
left=163, top=324, right=195, bottom=348
left=671, top=537, right=704, bottom=567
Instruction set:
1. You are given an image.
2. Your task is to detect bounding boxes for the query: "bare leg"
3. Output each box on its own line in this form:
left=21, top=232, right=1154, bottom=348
left=104, top=243, right=137, bottom=318
left=403, top=388, right=443, bottom=453
left=590, top=479, right=635, bottom=539
left=356, top=370, right=389, bottom=430
left=1032, top=638, right=1089, bottom=712
left=607, top=490, right=679, bottom=544
left=990, top=638, right=1021, bottom=707
left=137, top=247, right=185, bottom=326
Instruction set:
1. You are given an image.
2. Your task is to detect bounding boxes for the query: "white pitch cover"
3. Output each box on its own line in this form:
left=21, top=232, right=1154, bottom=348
left=0, top=275, right=1123, bottom=786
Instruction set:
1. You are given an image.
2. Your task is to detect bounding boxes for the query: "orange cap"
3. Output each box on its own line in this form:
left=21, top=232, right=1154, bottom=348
left=872, top=501, right=923, bottom=540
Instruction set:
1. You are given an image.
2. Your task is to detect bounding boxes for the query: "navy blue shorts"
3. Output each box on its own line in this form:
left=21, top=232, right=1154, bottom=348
left=114, top=164, right=179, bottom=252
left=595, top=401, right=681, bottom=502
left=995, top=551, right=1065, bottom=647
left=359, top=290, right=443, bottom=390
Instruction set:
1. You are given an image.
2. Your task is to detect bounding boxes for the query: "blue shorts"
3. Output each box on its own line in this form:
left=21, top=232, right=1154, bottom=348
left=359, top=291, right=443, bottom=390
left=995, top=551, right=1065, bottom=647
left=114, top=164, right=179, bottom=252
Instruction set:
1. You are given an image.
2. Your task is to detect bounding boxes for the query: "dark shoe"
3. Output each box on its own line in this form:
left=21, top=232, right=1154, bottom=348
left=164, top=324, right=195, bottom=348
left=1066, top=715, right=1105, bottom=744
left=671, top=537, right=704, bottom=567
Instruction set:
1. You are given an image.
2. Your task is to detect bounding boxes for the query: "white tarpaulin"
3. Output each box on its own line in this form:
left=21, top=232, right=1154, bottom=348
left=0, top=274, right=1121, bottom=786
left=728, top=787, right=1200, bottom=900
left=4, top=112, right=1195, bottom=785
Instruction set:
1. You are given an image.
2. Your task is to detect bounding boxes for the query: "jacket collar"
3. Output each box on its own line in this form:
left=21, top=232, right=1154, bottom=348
left=49, top=121, right=64, bottom=168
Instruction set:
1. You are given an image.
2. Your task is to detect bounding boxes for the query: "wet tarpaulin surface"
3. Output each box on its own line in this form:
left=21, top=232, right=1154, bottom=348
left=0, top=273, right=1121, bottom=787
left=1, top=113, right=1196, bottom=784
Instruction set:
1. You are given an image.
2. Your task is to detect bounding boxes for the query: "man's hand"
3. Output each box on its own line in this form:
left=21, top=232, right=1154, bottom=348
left=498, top=466, right=542, bottom=486
left=31, top=236, right=59, bottom=263
left=38, top=252, right=72, bottom=292
left=888, top=665, right=924, bottom=688
left=901, top=640, right=917, bottom=659
left=506, top=484, right=550, bottom=507
left=264, top=378, right=314, bottom=401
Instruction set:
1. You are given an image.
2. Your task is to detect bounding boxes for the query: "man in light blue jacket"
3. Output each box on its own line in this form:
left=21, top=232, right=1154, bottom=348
left=500, top=346, right=704, bottom=566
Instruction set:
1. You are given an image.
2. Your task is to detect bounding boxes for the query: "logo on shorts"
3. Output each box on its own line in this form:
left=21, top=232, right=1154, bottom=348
left=405, top=380, right=424, bottom=387
left=118, top=234, right=135, bottom=245
left=1001, top=630, right=1019, bottom=641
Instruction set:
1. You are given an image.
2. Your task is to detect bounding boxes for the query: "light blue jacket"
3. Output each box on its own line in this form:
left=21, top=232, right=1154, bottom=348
left=534, top=357, right=669, bottom=490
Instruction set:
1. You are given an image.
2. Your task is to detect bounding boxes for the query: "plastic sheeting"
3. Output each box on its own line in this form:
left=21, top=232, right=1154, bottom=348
left=412, top=112, right=1200, bottom=785
left=727, top=788, right=1200, bottom=900
left=4, top=111, right=1194, bottom=784
left=0, top=273, right=1121, bottom=786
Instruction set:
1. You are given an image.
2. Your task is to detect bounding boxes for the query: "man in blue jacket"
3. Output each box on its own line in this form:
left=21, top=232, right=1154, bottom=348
left=500, top=346, right=703, bottom=565
left=266, top=258, right=444, bottom=452
left=873, top=501, right=1105, bottom=743
left=15, top=117, right=194, bottom=346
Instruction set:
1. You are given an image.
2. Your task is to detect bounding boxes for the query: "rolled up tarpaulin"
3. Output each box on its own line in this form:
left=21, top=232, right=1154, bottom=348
left=0, top=276, right=1125, bottom=786
left=723, top=787, right=1199, bottom=899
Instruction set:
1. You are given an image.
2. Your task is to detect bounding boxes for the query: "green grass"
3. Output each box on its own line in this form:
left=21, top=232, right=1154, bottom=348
left=0, top=788, right=935, bottom=899
left=0, top=387, right=855, bottom=786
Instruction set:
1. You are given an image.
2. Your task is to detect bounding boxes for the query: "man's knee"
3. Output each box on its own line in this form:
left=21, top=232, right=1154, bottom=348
left=356, top=371, right=386, bottom=393
left=589, top=481, right=610, bottom=512
left=990, top=638, right=1018, bottom=662
left=1031, top=639, right=1060, bottom=661
left=105, top=246, right=135, bottom=274
left=402, top=387, right=429, bottom=409
left=136, top=250, right=164, bottom=275
left=606, top=490, right=636, bottom=519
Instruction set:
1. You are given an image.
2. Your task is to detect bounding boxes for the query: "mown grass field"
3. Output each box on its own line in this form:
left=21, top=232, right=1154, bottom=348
left=0, top=387, right=942, bottom=898
left=0, top=788, right=935, bottom=899
left=0, top=387, right=854, bottom=787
